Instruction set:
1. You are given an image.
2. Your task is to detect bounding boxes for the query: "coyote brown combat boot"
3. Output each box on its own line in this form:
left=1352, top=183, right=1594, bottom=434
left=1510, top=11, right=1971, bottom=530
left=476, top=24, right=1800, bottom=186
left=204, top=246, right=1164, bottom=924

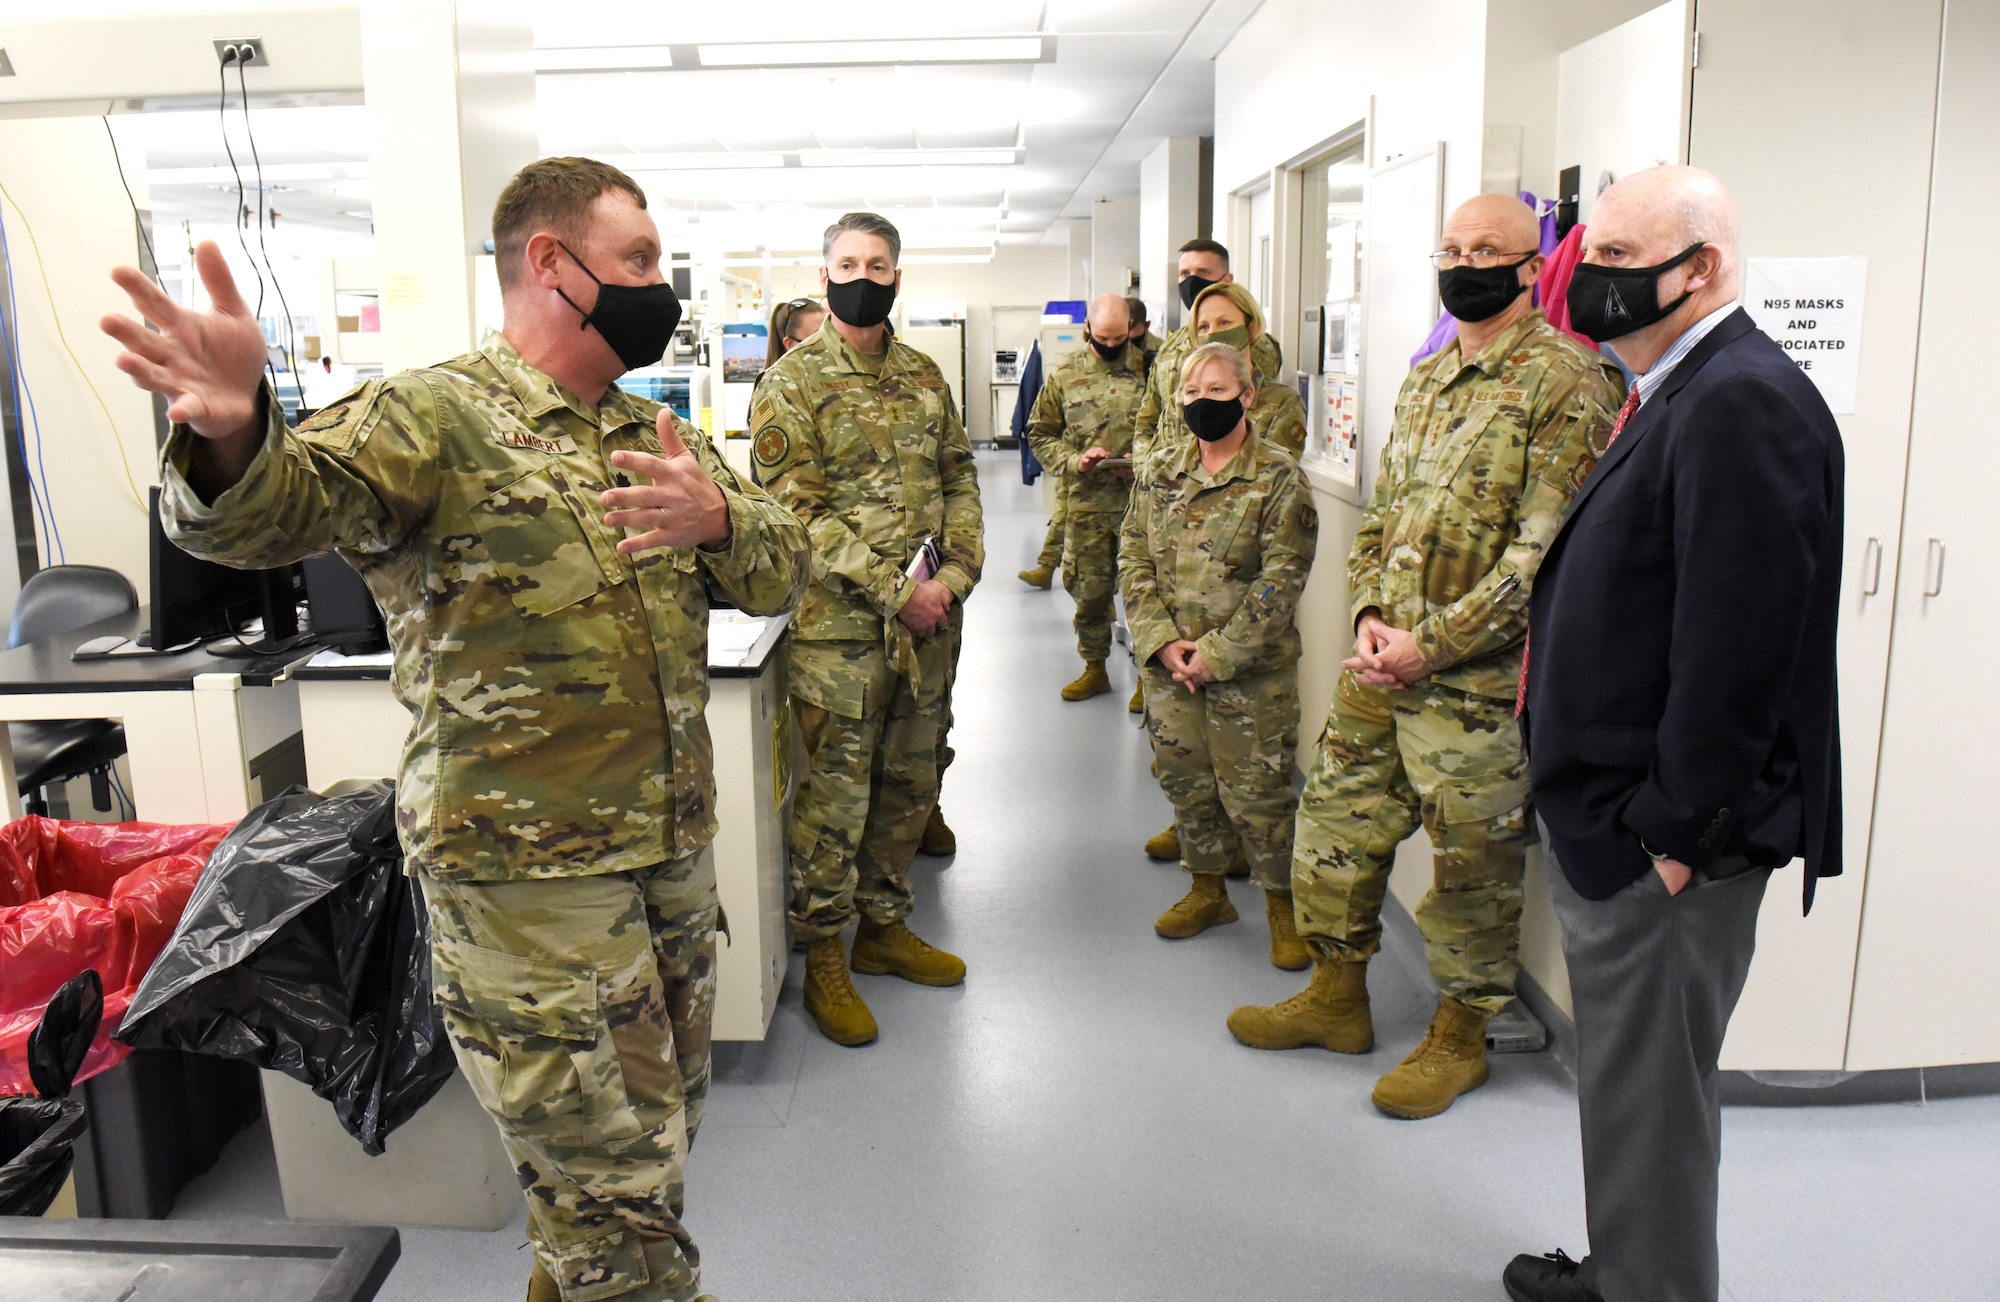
left=1264, top=890, right=1311, bottom=970
left=851, top=918, right=967, bottom=986
left=1128, top=682, right=1144, bottom=714
left=1143, top=824, right=1180, bottom=861
left=1226, top=957, right=1373, bottom=1053
left=919, top=805, right=956, bottom=856
left=1371, top=996, right=1492, bottom=1119
left=1018, top=563, right=1055, bottom=589
left=1154, top=873, right=1238, bottom=938
left=1060, top=659, right=1112, bottom=701
left=803, top=936, right=878, bottom=1046
left=527, top=1264, right=557, bottom=1302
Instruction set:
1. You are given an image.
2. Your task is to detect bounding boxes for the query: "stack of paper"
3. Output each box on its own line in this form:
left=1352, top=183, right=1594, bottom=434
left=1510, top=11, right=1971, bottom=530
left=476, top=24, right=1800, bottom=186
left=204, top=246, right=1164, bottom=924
left=708, top=611, right=773, bottom=668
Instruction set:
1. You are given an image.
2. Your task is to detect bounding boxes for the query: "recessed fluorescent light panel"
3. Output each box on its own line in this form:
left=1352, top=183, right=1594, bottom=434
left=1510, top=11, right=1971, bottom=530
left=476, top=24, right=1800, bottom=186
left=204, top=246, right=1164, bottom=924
left=798, top=148, right=1023, bottom=168
left=536, top=45, right=675, bottom=72
left=537, top=34, right=1053, bottom=73
left=697, top=36, right=1050, bottom=67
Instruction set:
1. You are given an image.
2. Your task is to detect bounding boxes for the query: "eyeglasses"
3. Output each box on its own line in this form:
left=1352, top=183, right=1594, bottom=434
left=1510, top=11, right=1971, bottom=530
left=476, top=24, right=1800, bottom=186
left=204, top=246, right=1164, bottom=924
left=774, top=298, right=820, bottom=331
left=1428, top=248, right=1538, bottom=270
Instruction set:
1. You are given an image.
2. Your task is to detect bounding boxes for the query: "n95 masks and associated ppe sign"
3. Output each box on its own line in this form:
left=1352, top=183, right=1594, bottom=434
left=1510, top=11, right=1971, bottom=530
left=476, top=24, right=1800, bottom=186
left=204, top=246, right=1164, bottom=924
left=1742, top=257, right=1867, bottom=414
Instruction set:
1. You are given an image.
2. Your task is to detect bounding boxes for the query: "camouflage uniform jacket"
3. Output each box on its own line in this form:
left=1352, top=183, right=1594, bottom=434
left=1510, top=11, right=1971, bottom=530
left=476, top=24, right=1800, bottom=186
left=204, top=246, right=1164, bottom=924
left=1134, top=322, right=1284, bottom=463
left=160, top=331, right=811, bottom=882
left=1121, top=434, right=1319, bottom=683
left=1137, top=330, right=1164, bottom=378
left=1248, top=380, right=1308, bottom=459
left=1025, top=342, right=1145, bottom=514
left=1352, top=308, right=1624, bottom=699
left=751, top=314, right=984, bottom=646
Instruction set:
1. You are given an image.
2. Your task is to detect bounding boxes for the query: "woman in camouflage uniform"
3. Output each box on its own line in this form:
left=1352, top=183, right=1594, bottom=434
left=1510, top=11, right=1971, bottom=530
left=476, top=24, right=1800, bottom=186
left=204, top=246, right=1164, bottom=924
left=1119, top=343, right=1319, bottom=969
left=1190, top=282, right=1309, bottom=457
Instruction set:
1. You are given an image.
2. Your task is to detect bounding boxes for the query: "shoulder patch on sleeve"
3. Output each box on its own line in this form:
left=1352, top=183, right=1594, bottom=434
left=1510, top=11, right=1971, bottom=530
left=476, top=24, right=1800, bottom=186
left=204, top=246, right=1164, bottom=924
left=754, top=424, right=790, bottom=467
left=300, top=378, right=382, bottom=433
left=296, top=378, right=393, bottom=455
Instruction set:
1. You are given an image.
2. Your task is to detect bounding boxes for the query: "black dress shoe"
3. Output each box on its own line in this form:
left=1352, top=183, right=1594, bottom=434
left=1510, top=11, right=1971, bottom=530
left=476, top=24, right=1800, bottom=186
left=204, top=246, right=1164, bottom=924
left=1503, top=1249, right=1603, bottom=1302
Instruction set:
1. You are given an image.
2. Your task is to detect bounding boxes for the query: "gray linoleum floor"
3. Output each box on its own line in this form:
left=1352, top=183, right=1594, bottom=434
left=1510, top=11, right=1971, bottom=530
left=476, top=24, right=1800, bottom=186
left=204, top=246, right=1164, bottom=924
left=168, top=451, right=2000, bottom=1301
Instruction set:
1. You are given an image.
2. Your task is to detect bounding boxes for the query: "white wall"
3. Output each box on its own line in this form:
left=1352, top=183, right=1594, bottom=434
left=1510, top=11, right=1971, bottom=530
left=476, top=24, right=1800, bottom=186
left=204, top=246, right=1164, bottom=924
left=1482, top=0, right=1678, bottom=200
left=1555, top=1, right=1689, bottom=222
left=1214, top=0, right=1489, bottom=229
left=1089, top=197, right=1140, bottom=301
left=0, top=5, right=364, bottom=119
left=1063, top=222, right=1091, bottom=301
left=361, top=1, right=536, bottom=373
left=0, top=114, right=161, bottom=611
left=1139, top=136, right=1202, bottom=331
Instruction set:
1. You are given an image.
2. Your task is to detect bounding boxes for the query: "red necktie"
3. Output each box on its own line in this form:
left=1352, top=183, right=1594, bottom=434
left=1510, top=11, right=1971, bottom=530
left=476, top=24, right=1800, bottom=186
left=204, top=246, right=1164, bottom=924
left=1515, top=386, right=1643, bottom=719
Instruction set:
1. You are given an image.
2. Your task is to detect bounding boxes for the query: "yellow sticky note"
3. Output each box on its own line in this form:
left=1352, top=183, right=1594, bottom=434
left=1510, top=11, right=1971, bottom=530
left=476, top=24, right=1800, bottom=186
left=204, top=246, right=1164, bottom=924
left=384, top=272, right=427, bottom=307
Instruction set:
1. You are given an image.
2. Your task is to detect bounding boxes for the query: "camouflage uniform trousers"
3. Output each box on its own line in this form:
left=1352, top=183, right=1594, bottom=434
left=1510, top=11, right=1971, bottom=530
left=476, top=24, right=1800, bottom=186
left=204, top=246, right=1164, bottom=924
left=1141, top=660, right=1299, bottom=891
left=1035, top=476, right=1070, bottom=569
left=1291, top=671, right=1531, bottom=1015
left=420, top=847, right=719, bottom=1302
left=1063, top=508, right=1122, bottom=662
left=788, top=642, right=947, bottom=939
left=935, top=615, right=962, bottom=787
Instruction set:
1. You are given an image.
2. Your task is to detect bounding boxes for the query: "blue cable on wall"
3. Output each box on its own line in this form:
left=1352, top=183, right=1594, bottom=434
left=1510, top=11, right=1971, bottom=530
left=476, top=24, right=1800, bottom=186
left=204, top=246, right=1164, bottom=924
left=0, top=200, right=64, bottom=565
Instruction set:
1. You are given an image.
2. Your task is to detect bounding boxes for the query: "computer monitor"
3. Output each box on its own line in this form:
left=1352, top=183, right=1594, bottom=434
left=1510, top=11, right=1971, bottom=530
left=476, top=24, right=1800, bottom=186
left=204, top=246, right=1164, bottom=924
left=302, top=553, right=388, bottom=655
left=145, top=486, right=307, bottom=655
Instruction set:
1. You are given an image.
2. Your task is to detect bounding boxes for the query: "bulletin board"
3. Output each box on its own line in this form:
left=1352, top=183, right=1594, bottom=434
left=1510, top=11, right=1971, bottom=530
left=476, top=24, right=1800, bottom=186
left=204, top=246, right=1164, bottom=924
left=1359, top=143, right=1445, bottom=505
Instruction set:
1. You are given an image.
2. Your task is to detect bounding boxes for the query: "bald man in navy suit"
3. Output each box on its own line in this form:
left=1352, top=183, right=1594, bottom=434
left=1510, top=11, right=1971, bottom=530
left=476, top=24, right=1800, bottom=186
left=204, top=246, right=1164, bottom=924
left=1504, top=166, right=1845, bottom=1302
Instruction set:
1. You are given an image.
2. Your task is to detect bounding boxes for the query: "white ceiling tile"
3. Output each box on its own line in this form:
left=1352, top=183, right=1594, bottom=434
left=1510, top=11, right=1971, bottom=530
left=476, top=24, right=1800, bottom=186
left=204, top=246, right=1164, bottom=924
left=136, top=1, right=1269, bottom=252
left=1046, top=0, right=1211, bottom=36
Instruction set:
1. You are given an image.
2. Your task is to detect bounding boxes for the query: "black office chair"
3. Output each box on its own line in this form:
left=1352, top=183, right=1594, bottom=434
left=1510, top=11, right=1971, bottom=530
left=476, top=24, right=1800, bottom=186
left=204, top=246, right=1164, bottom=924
left=7, top=565, right=138, bottom=816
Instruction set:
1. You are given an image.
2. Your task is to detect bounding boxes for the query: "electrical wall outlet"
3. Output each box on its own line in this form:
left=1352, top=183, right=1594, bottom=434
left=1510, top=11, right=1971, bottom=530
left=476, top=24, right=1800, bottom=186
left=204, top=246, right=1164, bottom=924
left=213, top=38, right=267, bottom=68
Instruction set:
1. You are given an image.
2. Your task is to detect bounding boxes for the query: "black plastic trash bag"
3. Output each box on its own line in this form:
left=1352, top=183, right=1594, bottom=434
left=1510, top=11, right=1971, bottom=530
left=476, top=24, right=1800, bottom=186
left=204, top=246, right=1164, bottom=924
left=117, top=783, right=455, bottom=1156
left=0, top=969, right=102, bottom=1215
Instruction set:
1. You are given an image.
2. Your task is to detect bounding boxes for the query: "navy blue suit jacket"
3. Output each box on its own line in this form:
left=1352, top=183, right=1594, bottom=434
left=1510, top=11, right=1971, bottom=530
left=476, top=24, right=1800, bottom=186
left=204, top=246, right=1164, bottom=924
left=1522, top=309, right=1845, bottom=909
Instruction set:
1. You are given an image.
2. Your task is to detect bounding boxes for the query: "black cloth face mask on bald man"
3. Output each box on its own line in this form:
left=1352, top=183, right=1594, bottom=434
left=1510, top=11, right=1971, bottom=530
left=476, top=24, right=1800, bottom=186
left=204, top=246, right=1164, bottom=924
left=1566, top=243, right=1705, bottom=343
left=1438, top=254, right=1535, bottom=323
left=555, top=240, right=683, bottom=371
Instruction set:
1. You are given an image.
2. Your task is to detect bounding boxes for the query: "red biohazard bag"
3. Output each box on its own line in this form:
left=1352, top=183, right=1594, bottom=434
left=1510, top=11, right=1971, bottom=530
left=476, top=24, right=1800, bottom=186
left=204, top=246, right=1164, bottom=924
left=0, top=817, right=231, bottom=1096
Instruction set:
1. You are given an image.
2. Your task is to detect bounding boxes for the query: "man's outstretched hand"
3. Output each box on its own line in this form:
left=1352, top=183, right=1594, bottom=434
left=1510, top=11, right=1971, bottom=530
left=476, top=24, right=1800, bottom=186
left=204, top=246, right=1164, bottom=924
left=101, top=240, right=267, bottom=443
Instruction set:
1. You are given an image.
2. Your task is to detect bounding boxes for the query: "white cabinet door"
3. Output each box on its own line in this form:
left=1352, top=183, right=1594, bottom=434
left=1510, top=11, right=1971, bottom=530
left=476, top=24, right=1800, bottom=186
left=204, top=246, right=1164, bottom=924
left=1687, top=0, right=1946, bottom=1070
left=1845, top=0, right=2000, bottom=1071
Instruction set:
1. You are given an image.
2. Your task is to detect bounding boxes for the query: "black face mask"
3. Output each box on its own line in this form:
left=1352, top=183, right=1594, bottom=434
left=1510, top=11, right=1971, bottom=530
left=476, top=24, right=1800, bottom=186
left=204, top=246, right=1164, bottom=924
left=1438, top=253, right=1535, bottom=323
left=555, top=241, right=682, bottom=372
left=1566, top=243, right=1705, bottom=343
left=1088, top=335, right=1126, bottom=361
left=1178, top=274, right=1220, bottom=309
left=1181, top=395, right=1245, bottom=442
left=825, top=274, right=898, bottom=328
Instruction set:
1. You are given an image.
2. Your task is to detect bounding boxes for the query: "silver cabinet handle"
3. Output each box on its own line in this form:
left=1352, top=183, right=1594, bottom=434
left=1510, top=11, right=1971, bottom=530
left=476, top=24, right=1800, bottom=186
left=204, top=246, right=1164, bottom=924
left=1862, top=536, right=1882, bottom=596
left=1924, top=538, right=1946, bottom=598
